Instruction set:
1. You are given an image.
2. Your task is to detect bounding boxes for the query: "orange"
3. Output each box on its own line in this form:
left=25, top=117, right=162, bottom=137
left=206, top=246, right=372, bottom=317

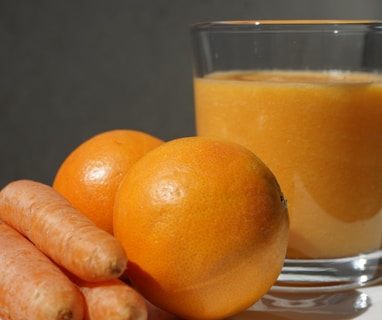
left=53, top=129, right=163, bottom=234
left=113, top=136, right=289, bottom=320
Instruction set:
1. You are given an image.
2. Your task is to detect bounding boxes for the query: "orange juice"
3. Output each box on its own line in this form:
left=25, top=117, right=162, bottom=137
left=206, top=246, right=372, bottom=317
left=194, top=70, right=382, bottom=259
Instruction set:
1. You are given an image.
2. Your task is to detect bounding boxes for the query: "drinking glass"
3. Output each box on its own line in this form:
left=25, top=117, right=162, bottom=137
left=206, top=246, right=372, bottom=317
left=190, top=20, right=382, bottom=292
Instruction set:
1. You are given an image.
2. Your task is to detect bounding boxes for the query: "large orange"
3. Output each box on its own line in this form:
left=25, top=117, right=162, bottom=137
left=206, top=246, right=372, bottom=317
left=53, top=129, right=163, bottom=234
left=113, top=136, right=289, bottom=320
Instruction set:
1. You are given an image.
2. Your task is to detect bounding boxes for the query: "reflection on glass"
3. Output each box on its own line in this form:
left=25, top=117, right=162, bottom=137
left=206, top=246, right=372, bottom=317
left=247, top=290, right=370, bottom=320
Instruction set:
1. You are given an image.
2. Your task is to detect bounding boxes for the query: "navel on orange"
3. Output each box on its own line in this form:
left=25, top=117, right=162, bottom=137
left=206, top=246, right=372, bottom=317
left=53, top=129, right=163, bottom=234
left=113, top=136, right=289, bottom=320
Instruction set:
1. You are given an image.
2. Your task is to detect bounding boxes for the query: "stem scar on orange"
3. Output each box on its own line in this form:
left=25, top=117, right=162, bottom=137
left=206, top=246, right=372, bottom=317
left=53, top=129, right=164, bottom=234
left=113, top=136, right=289, bottom=320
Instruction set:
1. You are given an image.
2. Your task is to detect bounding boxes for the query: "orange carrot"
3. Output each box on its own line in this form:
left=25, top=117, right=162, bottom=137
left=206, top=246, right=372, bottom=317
left=0, top=219, right=84, bottom=320
left=69, top=275, right=148, bottom=320
left=0, top=179, right=127, bottom=282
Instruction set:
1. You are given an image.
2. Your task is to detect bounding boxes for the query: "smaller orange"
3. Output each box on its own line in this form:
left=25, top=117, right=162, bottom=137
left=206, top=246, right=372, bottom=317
left=53, top=129, right=163, bottom=234
left=114, top=136, right=289, bottom=320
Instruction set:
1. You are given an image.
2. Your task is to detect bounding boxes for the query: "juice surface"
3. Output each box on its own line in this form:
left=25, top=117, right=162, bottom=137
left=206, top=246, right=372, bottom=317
left=194, top=70, right=382, bottom=258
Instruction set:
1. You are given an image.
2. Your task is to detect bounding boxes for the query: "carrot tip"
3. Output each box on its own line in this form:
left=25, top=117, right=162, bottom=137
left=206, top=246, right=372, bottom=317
left=58, top=309, right=74, bottom=320
left=110, top=260, right=128, bottom=278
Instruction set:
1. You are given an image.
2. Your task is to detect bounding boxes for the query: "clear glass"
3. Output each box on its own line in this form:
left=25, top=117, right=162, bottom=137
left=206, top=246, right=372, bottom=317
left=190, top=20, right=382, bottom=292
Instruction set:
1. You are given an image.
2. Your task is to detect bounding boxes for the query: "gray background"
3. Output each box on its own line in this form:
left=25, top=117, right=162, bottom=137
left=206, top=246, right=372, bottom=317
left=1, top=0, right=382, bottom=188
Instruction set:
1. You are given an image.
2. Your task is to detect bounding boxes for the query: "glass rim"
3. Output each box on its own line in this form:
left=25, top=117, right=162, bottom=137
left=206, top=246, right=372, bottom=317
left=190, top=19, right=382, bottom=31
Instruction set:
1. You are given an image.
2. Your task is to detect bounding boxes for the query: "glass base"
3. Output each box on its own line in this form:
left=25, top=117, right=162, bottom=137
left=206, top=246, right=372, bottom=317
left=249, top=290, right=371, bottom=318
left=272, top=250, right=382, bottom=293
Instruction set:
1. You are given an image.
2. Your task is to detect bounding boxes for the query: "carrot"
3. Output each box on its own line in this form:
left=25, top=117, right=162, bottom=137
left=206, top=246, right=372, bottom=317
left=118, top=277, right=176, bottom=320
left=0, top=219, right=84, bottom=320
left=0, top=179, right=127, bottom=282
left=68, top=274, right=148, bottom=320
